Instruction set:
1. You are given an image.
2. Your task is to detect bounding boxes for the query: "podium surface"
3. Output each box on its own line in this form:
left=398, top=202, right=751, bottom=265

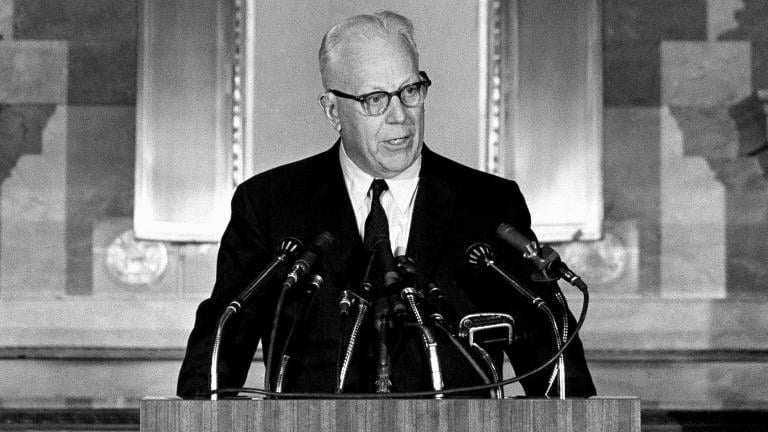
left=141, top=397, right=639, bottom=432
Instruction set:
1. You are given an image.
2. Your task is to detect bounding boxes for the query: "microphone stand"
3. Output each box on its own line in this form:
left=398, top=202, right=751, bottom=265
left=337, top=290, right=370, bottom=393
left=405, top=323, right=444, bottom=398
left=274, top=275, right=323, bottom=393
left=496, top=224, right=589, bottom=398
left=337, top=248, right=376, bottom=393
left=373, top=297, right=393, bottom=393
left=469, top=343, right=503, bottom=399
left=401, top=288, right=444, bottom=398
left=466, top=243, right=565, bottom=399
left=210, top=238, right=302, bottom=400
left=544, top=291, right=570, bottom=398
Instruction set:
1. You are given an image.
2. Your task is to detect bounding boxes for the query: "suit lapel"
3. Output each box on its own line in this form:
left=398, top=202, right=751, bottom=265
left=308, top=141, right=367, bottom=289
left=406, top=146, right=456, bottom=285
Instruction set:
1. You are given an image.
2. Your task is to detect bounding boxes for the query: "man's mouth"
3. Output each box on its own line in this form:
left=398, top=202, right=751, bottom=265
left=384, top=135, right=410, bottom=146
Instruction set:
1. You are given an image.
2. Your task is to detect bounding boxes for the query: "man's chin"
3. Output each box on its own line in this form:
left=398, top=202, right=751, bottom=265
left=376, top=155, right=418, bottom=177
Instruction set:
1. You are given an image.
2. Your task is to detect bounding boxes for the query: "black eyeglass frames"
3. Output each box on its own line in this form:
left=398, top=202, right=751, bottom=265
left=328, top=71, right=432, bottom=116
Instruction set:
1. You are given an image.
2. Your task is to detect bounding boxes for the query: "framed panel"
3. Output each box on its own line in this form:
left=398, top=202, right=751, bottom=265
left=486, top=0, right=603, bottom=242
left=134, top=0, right=235, bottom=242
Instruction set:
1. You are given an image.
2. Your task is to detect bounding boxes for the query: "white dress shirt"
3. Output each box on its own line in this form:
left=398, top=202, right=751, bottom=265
left=339, top=143, right=420, bottom=255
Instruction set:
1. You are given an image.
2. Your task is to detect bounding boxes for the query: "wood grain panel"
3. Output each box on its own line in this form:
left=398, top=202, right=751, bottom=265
left=141, top=397, right=640, bottom=432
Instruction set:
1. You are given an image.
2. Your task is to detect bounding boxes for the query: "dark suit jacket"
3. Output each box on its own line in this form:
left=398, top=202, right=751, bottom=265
left=177, top=142, right=596, bottom=398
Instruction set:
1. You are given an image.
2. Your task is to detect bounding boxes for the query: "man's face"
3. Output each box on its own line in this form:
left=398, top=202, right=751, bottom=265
left=324, top=37, right=424, bottom=179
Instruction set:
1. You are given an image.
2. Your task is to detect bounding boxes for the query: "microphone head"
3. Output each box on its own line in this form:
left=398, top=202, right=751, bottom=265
left=497, top=223, right=543, bottom=263
left=427, top=282, right=444, bottom=300
left=465, top=242, right=494, bottom=267
left=311, top=231, right=335, bottom=254
left=395, top=255, right=417, bottom=278
left=308, top=274, right=324, bottom=290
left=276, top=237, right=303, bottom=258
left=370, top=237, right=401, bottom=296
left=295, top=231, right=335, bottom=271
left=370, top=235, right=390, bottom=252
left=496, top=223, right=535, bottom=251
left=383, top=270, right=401, bottom=289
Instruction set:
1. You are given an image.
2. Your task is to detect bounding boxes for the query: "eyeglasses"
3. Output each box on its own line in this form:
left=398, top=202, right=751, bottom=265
left=329, top=71, right=432, bottom=116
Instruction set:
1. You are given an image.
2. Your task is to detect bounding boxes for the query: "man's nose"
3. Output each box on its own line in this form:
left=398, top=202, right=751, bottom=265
left=384, top=94, right=408, bottom=123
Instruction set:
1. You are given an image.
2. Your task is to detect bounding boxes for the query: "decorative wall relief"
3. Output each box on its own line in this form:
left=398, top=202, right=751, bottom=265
left=559, top=220, right=639, bottom=295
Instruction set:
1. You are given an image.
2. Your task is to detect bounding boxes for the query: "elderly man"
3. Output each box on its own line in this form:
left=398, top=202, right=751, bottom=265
left=178, top=11, right=595, bottom=398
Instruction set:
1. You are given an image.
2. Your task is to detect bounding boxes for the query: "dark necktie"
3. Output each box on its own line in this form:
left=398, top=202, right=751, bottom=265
left=363, top=179, right=389, bottom=250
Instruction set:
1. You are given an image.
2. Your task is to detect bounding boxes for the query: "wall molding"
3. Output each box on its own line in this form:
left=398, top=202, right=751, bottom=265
left=587, top=349, right=768, bottom=363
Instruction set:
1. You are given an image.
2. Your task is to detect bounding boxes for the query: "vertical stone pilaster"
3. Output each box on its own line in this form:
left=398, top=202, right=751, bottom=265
left=659, top=41, right=752, bottom=297
left=659, top=106, right=726, bottom=297
left=0, top=0, right=12, bottom=40
left=1, top=105, right=67, bottom=297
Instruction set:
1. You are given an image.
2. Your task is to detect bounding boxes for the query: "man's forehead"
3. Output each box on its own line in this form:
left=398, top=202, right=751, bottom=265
left=355, top=35, right=416, bottom=59
left=327, top=36, right=418, bottom=89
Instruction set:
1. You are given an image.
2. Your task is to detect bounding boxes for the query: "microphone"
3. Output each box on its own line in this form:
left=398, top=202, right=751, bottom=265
left=496, top=223, right=587, bottom=291
left=283, top=231, right=335, bottom=289
left=373, top=244, right=406, bottom=320
left=393, top=255, right=444, bottom=398
left=275, top=274, right=324, bottom=392
left=359, top=238, right=383, bottom=300
left=395, top=255, right=422, bottom=322
left=425, top=283, right=458, bottom=334
left=211, top=237, right=302, bottom=400
left=394, top=255, right=417, bottom=284
left=337, top=243, right=384, bottom=393
left=228, top=237, right=303, bottom=311
left=371, top=237, right=397, bottom=393
left=466, top=242, right=548, bottom=308
left=373, top=238, right=398, bottom=289
left=466, top=242, right=566, bottom=398
left=267, top=231, right=334, bottom=392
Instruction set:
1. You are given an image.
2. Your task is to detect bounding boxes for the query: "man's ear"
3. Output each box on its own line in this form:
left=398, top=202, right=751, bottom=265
left=319, top=93, right=342, bottom=132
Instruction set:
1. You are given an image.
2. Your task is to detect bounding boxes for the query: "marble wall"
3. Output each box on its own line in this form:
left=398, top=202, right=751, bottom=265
left=568, top=0, right=768, bottom=408
left=0, top=0, right=767, bottom=409
left=595, top=0, right=768, bottom=298
left=0, top=0, right=215, bottom=404
left=0, top=0, right=213, bottom=322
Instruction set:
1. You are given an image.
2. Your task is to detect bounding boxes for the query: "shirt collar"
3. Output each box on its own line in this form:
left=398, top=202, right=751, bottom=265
left=339, top=141, right=421, bottom=214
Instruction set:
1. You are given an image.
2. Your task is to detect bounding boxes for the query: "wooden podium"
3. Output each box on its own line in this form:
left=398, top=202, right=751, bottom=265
left=141, top=397, right=639, bottom=432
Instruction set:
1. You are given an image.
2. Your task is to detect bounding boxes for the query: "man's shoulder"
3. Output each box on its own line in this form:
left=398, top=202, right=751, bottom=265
left=423, top=146, right=520, bottom=191
left=239, top=146, right=336, bottom=191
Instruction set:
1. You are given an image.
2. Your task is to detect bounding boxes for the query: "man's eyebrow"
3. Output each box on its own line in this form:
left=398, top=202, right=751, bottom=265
left=359, top=75, right=422, bottom=93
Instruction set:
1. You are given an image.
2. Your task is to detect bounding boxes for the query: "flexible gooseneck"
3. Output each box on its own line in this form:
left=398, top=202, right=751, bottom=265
left=337, top=290, right=370, bottom=393
left=401, top=287, right=444, bottom=398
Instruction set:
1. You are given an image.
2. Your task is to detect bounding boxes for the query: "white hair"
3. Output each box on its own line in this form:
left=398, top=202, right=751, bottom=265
left=318, top=11, right=418, bottom=88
